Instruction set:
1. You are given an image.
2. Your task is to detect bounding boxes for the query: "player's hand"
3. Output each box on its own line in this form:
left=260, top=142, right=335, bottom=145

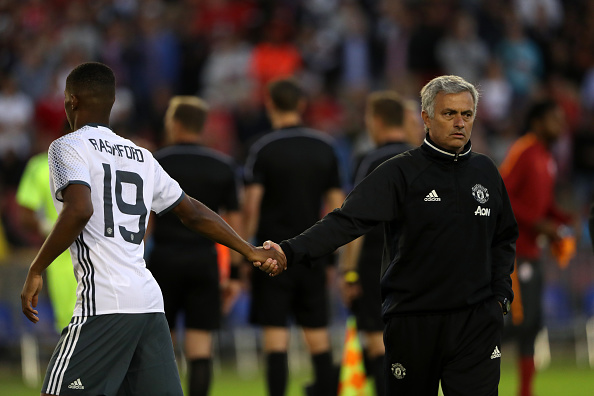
left=250, top=242, right=286, bottom=276
left=21, top=270, right=43, bottom=323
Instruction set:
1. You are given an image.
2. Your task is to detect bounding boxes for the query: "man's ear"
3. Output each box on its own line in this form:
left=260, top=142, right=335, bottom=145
left=70, top=94, right=79, bottom=111
left=421, top=110, right=431, bottom=132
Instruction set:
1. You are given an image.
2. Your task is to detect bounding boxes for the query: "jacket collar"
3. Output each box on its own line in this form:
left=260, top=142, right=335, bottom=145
left=421, top=134, right=472, bottom=162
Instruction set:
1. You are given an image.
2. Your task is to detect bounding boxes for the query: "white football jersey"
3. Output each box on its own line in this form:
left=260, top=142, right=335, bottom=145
left=48, top=124, right=184, bottom=316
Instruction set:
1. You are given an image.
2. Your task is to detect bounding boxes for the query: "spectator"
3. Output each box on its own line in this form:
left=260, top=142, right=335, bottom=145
left=436, top=12, right=489, bottom=85
left=0, top=72, right=34, bottom=160
left=497, top=17, right=544, bottom=104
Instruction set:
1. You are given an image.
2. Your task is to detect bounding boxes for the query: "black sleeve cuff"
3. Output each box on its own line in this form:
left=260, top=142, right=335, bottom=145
left=279, top=241, right=294, bottom=266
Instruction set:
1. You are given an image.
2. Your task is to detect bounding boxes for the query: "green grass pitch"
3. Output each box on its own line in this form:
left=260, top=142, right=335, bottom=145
left=1, top=353, right=593, bottom=396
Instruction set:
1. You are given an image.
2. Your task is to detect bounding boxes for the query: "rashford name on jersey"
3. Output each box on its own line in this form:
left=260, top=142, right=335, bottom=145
left=88, top=138, right=144, bottom=162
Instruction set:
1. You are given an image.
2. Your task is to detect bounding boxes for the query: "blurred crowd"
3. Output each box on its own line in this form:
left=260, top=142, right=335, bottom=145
left=1, top=0, right=594, bottom=250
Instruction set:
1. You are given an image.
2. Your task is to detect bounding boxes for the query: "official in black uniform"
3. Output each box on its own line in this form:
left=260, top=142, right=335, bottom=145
left=340, top=91, right=418, bottom=396
left=263, top=75, right=519, bottom=396
left=243, top=78, right=345, bottom=396
left=147, top=96, right=243, bottom=396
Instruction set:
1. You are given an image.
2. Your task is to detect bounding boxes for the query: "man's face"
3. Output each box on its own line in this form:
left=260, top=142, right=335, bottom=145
left=541, top=106, right=564, bottom=142
left=422, top=91, right=475, bottom=153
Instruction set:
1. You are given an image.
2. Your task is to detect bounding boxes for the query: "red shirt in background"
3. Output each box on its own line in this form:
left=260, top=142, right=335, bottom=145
left=500, top=133, right=571, bottom=259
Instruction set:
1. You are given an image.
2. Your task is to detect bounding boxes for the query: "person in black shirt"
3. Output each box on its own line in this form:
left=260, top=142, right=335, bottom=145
left=147, top=96, right=243, bottom=396
left=340, top=91, right=418, bottom=396
left=243, top=78, right=345, bottom=396
left=263, top=75, right=518, bottom=396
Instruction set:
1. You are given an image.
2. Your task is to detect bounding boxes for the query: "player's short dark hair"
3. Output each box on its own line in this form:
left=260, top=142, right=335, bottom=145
left=367, top=91, right=405, bottom=127
left=66, top=62, right=116, bottom=99
left=526, top=99, right=559, bottom=127
left=166, top=96, right=209, bottom=133
left=267, top=78, right=304, bottom=112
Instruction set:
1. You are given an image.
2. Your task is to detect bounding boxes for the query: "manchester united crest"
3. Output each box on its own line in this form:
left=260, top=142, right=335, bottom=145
left=472, top=184, right=489, bottom=204
left=391, top=363, right=406, bottom=379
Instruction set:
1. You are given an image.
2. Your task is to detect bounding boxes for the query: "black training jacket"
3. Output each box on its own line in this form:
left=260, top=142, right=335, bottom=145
left=281, top=135, right=518, bottom=319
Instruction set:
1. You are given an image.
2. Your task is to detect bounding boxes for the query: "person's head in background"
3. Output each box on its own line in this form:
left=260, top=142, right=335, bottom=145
left=525, top=99, right=564, bottom=147
left=264, top=78, right=306, bottom=129
left=365, top=90, right=410, bottom=146
left=164, top=96, right=209, bottom=145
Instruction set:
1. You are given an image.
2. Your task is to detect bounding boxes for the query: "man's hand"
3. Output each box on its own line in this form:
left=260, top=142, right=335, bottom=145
left=250, top=242, right=286, bottom=276
left=21, top=270, right=44, bottom=323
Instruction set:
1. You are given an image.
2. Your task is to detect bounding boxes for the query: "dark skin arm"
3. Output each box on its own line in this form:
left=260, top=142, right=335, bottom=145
left=170, top=195, right=286, bottom=272
left=22, top=187, right=285, bottom=324
left=21, top=184, right=93, bottom=323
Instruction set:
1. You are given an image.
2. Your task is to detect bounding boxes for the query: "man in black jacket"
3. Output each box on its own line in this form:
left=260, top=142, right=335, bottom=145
left=261, top=75, right=519, bottom=395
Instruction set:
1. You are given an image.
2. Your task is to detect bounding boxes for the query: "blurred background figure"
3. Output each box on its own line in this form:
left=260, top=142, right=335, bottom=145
left=499, top=99, right=576, bottom=396
left=15, top=123, right=77, bottom=334
left=340, top=90, right=418, bottom=396
left=243, top=78, right=344, bottom=396
left=147, top=96, right=243, bottom=396
left=436, top=11, right=489, bottom=85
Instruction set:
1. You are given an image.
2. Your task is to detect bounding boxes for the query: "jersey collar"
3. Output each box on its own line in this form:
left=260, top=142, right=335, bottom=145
left=421, top=134, right=472, bottom=162
left=86, top=123, right=111, bottom=129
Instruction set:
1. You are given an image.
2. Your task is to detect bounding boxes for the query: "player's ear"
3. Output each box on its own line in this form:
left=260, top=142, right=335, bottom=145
left=70, top=94, right=79, bottom=111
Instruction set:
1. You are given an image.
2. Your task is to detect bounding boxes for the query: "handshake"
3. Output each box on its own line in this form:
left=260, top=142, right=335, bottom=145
left=250, top=240, right=286, bottom=277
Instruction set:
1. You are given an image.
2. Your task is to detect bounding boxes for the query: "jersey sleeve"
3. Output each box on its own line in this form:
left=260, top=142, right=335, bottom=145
left=151, top=157, right=185, bottom=215
left=48, top=137, right=91, bottom=202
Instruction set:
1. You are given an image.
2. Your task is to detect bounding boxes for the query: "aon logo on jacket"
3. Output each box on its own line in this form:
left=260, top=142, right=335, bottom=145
left=474, top=206, right=491, bottom=216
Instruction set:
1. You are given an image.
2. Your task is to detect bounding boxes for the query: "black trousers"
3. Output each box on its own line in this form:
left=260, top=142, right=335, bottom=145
left=383, top=298, right=504, bottom=396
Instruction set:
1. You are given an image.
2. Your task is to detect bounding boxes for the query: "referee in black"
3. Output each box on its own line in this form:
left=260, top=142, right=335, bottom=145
left=262, top=75, right=519, bottom=396
left=340, top=91, right=418, bottom=396
left=243, top=78, right=345, bottom=396
left=147, top=96, right=243, bottom=396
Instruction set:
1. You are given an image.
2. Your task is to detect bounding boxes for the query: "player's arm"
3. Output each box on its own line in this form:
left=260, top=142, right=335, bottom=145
left=21, top=184, right=93, bottom=323
left=171, top=195, right=285, bottom=274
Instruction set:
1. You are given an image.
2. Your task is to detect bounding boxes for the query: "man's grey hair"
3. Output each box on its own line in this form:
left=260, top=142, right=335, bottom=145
left=420, top=75, right=479, bottom=118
